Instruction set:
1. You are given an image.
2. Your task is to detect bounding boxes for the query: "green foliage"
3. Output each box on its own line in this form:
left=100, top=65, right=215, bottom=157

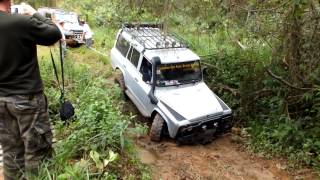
left=35, top=46, right=151, bottom=179
left=249, top=116, right=320, bottom=168
left=61, top=0, right=158, bottom=28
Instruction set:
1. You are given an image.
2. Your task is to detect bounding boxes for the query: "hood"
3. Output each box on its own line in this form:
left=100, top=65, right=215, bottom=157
left=156, top=82, right=224, bottom=120
left=63, top=23, right=84, bottom=31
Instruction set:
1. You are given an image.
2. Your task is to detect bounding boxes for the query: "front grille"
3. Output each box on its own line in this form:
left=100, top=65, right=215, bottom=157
left=177, top=115, right=233, bottom=138
left=73, top=31, right=83, bottom=41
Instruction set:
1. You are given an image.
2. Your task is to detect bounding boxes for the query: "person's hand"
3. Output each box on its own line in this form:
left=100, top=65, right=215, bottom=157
left=20, top=3, right=37, bottom=16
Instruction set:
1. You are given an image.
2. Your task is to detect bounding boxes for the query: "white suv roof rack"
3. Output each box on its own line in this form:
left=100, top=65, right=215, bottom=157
left=122, top=23, right=189, bottom=50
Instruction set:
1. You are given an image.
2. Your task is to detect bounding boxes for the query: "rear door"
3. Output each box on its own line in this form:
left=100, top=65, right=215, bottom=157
left=111, top=34, right=131, bottom=83
left=126, top=48, right=153, bottom=116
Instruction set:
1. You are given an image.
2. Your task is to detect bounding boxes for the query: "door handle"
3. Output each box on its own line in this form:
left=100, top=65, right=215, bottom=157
left=123, top=64, right=126, bottom=68
left=134, top=78, right=138, bottom=82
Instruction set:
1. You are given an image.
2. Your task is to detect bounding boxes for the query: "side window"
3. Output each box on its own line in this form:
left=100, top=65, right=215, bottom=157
left=128, top=47, right=140, bottom=67
left=140, top=57, right=152, bottom=82
left=115, top=35, right=130, bottom=57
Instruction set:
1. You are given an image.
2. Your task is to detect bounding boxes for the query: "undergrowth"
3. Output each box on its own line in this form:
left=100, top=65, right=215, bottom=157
left=35, top=46, right=151, bottom=179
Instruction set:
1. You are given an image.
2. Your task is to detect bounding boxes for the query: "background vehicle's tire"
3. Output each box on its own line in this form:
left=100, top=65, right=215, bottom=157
left=114, top=72, right=128, bottom=100
left=150, top=114, right=165, bottom=142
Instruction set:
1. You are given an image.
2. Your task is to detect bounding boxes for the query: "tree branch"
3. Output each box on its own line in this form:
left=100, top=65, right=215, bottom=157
left=266, top=69, right=313, bottom=91
left=137, top=0, right=145, bottom=15
left=235, top=0, right=290, bottom=13
left=214, top=83, right=240, bottom=97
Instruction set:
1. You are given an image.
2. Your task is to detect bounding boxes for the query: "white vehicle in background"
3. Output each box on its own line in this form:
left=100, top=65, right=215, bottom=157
left=10, top=4, right=24, bottom=14
left=38, top=7, right=85, bottom=47
left=111, top=23, right=233, bottom=144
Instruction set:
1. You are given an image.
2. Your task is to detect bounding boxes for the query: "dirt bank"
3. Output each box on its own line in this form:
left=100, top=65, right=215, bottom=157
left=135, top=134, right=317, bottom=180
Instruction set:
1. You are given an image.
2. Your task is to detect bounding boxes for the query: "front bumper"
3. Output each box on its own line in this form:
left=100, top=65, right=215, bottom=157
left=176, top=115, right=233, bottom=144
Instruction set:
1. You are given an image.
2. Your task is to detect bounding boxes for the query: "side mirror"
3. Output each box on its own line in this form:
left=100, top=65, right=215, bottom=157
left=202, top=66, right=208, bottom=80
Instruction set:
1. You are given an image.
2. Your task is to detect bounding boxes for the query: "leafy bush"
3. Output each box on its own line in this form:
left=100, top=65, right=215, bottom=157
left=35, top=47, right=150, bottom=179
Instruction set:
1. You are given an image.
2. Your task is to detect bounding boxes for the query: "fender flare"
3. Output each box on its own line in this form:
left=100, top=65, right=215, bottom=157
left=151, top=108, right=176, bottom=138
left=114, top=66, right=126, bottom=77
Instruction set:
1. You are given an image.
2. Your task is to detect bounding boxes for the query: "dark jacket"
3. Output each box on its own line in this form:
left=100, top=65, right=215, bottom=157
left=0, top=11, right=62, bottom=96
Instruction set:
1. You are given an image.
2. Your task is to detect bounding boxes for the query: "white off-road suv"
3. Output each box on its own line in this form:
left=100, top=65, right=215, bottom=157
left=111, top=24, right=232, bottom=144
left=38, top=7, right=85, bottom=46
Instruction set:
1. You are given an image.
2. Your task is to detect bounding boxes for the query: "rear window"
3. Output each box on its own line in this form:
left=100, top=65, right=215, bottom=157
left=116, top=35, right=130, bottom=57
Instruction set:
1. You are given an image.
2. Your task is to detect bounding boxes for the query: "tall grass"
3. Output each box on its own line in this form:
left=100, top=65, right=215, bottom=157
left=34, top=45, right=151, bottom=179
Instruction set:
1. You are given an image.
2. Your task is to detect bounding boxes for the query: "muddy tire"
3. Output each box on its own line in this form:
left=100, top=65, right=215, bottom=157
left=114, top=72, right=128, bottom=100
left=150, top=114, right=165, bottom=142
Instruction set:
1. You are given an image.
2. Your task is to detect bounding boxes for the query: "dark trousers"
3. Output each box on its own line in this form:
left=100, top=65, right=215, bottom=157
left=85, top=38, right=93, bottom=48
left=0, top=93, right=52, bottom=180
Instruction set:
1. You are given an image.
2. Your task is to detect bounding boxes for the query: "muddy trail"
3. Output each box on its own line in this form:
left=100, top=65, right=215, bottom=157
left=122, top=101, right=318, bottom=180
left=135, top=135, right=316, bottom=180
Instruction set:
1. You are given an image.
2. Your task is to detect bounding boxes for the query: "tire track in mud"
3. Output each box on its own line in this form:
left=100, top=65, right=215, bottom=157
left=121, top=100, right=318, bottom=180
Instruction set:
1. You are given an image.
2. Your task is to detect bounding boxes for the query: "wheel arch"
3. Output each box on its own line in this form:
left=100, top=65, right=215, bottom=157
left=151, top=108, right=175, bottom=138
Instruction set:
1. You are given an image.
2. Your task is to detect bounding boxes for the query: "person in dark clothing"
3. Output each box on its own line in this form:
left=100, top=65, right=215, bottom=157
left=0, top=1, right=62, bottom=179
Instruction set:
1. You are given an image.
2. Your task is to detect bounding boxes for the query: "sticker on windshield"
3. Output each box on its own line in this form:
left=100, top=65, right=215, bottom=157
left=159, top=63, right=200, bottom=71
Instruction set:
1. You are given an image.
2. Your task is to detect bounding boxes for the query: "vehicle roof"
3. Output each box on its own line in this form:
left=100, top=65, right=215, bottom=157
left=120, top=24, right=200, bottom=64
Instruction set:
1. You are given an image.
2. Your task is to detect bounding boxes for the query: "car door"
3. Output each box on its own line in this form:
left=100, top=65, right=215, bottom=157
left=113, top=34, right=131, bottom=85
left=126, top=47, right=153, bottom=117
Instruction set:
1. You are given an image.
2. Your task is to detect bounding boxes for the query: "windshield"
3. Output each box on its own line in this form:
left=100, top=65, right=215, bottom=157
left=55, top=13, right=78, bottom=24
left=156, top=61, right=202, bottom=86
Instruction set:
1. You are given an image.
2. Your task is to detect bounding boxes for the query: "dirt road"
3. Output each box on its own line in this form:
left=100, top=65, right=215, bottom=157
left=121, top=101, right=317, bottom=180
left=135, top=134, right=317, bottom=180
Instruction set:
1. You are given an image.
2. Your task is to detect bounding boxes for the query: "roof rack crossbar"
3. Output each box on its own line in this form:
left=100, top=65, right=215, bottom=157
left=140, top=28, right=155, bottom=49
left=122, top=23, right=188, bottom=50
